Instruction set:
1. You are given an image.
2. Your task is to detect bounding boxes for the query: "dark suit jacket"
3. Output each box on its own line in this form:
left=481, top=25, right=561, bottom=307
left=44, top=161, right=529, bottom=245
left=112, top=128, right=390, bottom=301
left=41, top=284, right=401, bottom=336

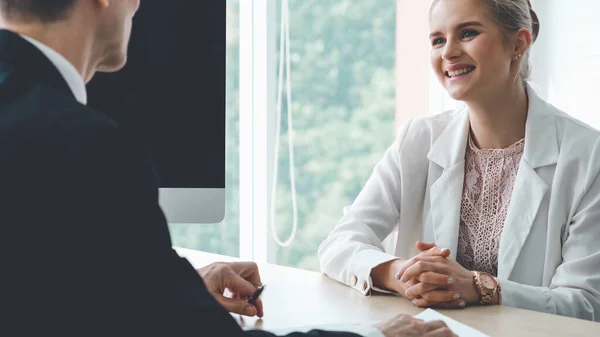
left=0, top=30, right=360, bottom=336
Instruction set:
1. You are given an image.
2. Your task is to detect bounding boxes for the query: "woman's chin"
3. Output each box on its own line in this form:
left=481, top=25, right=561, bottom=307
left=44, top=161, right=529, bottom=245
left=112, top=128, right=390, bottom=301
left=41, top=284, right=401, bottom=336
left=445, top=85, right=473, bottom=102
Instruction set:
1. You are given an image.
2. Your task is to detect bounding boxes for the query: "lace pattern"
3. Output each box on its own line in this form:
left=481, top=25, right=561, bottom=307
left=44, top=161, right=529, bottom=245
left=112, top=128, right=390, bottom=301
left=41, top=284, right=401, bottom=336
left=455, top=135, right=525, bottom=276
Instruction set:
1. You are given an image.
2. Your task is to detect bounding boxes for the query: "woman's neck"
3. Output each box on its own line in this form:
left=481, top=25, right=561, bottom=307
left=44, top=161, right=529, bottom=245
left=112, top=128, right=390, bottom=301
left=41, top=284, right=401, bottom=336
left=466, top=83, right=529, bottom=149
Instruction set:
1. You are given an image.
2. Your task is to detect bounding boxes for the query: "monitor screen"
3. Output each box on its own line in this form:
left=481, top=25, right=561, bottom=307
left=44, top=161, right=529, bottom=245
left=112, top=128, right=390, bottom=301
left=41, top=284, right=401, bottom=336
left=86, top=0, right=226, bottom=223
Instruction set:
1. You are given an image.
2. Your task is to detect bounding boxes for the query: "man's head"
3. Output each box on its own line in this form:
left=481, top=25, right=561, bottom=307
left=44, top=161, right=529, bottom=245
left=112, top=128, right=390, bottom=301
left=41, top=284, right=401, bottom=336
left=0, top=0, right=76, bottom=23
left=0, top=0, right=140, bottom=79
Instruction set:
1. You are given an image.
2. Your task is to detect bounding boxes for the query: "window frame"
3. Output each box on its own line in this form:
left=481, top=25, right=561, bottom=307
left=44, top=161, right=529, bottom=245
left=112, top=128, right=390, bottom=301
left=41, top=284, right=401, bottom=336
left=239, top=0, right=277, bottom=263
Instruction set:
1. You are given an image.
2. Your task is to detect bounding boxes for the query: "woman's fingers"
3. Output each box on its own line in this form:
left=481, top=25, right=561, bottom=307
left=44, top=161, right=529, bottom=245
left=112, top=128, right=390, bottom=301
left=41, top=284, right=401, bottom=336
left=418, top=271, right=454, bottom=285
left=433, top=299, right=467, bottom=309
left=413, top=297, right=467, bottom=309
left=402, top=260, right=450, bottom=283
left=416, top=241, right=437, bottom=251
left=405, top=282, right=441, bottom=298
left=416, top=241, right=451, bottom=257
left=397, top=250, right=451, bottom=281
left=401, top=278, right=419, bottom=299
left=420, top=290, right=462, bottom=302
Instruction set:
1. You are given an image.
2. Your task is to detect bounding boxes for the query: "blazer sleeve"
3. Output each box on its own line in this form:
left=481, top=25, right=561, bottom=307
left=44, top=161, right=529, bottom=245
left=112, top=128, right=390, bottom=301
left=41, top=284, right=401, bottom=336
left=318, top=119, right=414, bottom=295
left=68, top=121, right=376, bottom=336
left=61, top=121, right=245, bottom=335
left=500, top=167, right=600, bottom=321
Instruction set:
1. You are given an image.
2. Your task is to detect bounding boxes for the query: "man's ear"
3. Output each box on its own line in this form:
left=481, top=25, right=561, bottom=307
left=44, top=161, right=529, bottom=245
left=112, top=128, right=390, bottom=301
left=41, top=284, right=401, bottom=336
left=95, top=0, right=110, bottom=9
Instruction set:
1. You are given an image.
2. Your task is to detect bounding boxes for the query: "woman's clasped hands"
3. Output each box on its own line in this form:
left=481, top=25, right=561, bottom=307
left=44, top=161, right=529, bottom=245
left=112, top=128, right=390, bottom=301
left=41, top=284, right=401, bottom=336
left=374, top=241, right=482, bottom=309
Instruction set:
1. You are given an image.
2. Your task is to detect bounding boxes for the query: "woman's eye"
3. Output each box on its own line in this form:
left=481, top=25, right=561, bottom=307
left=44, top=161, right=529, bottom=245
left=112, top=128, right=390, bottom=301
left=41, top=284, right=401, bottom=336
left=432, top=38, right=445, bottom=46
left=461, top=30, right=479, bottom=39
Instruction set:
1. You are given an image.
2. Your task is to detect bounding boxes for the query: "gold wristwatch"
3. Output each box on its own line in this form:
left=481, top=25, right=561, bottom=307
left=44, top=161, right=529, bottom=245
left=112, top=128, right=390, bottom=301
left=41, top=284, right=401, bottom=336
left=472, top=271, right=501, bottom=305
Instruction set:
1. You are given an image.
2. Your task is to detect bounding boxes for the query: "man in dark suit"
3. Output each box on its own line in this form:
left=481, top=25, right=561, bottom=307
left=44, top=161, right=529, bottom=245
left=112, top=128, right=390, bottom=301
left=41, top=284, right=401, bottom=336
left=0, top=1, right=454, bottom=336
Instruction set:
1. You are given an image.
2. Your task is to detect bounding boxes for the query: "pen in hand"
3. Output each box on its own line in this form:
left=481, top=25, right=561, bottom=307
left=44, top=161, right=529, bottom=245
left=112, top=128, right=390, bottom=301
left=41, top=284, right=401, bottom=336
left=238, top=285, right=265, bottom=323
left=247, top=284, right=265, bottom=305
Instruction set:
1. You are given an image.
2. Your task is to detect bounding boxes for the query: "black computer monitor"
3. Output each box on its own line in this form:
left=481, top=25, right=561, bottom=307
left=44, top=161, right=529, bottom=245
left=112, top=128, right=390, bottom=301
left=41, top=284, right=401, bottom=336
left=86, top=0, right=226, bottom=223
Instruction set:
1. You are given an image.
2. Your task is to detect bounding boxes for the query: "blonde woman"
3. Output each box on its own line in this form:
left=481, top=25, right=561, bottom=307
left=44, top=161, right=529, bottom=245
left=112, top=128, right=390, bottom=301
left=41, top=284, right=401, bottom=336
left=319, top=0, right=600, bottom=321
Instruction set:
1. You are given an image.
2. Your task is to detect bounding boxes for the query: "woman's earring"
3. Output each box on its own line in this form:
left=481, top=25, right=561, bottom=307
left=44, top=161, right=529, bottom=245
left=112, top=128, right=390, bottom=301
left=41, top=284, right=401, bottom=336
left=514, top=54, right=522, bottom=60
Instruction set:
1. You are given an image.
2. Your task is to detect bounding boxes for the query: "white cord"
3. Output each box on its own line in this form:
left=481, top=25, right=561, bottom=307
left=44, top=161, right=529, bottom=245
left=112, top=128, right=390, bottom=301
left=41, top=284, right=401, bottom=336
left=270, top=0, right=298, bottom=247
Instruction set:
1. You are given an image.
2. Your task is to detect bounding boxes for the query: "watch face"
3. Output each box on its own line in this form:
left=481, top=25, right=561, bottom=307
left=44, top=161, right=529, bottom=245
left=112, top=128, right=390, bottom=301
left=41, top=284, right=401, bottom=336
left=481, top=274, right=496, bottom=289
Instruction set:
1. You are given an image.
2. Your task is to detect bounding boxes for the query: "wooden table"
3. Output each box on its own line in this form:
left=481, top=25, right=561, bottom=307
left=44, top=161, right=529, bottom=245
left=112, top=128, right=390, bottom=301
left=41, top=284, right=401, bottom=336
left=175, top=247, right=599, bottom=337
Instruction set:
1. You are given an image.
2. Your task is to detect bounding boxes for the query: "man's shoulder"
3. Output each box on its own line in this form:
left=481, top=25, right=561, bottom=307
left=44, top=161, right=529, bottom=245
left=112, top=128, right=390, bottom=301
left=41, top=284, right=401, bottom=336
left=58, top=104, right=127, bottom=139
left=1, top=83, right=119, bottom=132
left=0, top=89, right=143, bottom=162
left=58, top=105, right=146, bottom=160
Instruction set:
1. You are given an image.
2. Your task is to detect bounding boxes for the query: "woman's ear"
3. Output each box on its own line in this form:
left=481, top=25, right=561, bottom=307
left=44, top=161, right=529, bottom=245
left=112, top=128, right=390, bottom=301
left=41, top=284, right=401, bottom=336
left=513, top=27, right=533, bottom=58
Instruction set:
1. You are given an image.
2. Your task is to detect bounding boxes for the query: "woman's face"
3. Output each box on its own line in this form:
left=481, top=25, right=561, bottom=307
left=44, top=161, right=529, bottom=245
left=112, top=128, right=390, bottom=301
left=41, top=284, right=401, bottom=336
left=429, top=0, right=517, bottom=102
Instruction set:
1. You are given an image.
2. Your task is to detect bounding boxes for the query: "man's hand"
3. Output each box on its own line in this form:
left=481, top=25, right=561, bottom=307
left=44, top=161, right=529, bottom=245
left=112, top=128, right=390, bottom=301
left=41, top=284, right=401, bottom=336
left=374, top=314, right=456, bottom=337
left=197, top=261, right=264, bottom=317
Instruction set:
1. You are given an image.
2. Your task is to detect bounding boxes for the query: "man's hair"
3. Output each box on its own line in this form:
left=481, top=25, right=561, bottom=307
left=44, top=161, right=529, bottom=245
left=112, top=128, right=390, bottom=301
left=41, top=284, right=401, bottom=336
left=0, top=0, right=76, bottom=23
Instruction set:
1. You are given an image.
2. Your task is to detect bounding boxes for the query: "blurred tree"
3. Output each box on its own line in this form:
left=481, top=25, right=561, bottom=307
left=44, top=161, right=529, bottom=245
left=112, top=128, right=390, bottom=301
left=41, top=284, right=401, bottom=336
left=273, top=0, right=396, bottom=270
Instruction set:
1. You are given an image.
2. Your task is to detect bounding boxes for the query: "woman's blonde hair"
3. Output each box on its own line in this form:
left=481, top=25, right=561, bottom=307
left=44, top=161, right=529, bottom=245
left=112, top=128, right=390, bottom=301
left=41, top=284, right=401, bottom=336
left=484, top=0, right=540, bottom=81
left=432, top=0, right=541, bottom=81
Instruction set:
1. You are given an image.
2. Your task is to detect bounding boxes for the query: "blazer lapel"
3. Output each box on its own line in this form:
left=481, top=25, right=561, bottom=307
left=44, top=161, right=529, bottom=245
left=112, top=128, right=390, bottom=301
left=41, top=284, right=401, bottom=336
left=497, top=84, right=558, bottom=279
left=497, top=160, right=547, bottom=279
left=427, top=109, right=470, bottom=259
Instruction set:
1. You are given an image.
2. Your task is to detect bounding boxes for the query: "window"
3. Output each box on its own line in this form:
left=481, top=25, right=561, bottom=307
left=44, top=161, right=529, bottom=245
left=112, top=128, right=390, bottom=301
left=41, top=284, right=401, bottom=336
left=271, top=0, right=397, bottom=270
left=168, top=0, right=240, bottom=257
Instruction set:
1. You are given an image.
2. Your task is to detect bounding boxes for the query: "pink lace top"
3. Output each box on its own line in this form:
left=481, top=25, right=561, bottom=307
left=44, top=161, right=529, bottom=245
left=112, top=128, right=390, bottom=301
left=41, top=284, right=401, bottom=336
left=455, top=135, right=525, bottom=276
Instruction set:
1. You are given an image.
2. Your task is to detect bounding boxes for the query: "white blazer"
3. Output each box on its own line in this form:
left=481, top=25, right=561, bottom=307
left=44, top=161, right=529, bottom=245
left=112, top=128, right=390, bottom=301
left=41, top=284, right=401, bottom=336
left=318, top=84, right=600, bottom=321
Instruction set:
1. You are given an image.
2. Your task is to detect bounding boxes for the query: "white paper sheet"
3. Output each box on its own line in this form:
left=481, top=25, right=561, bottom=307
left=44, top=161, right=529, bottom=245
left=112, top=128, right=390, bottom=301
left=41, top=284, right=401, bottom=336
left=413, top=309, right=490, bottom=337
left=256, top=309, right=489, bottom=337
left=245, top=321, right=381, bottom=336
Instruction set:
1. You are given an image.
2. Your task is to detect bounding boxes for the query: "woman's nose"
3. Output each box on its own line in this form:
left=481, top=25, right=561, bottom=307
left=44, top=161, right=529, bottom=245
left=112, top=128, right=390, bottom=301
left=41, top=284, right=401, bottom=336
left=442, top=40, right=462, bottom=60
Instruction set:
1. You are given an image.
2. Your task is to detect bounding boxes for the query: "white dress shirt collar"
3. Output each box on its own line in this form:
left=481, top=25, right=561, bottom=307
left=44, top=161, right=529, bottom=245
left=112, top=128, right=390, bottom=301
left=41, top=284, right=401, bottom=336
left=20, top=35, right=87, bottom=105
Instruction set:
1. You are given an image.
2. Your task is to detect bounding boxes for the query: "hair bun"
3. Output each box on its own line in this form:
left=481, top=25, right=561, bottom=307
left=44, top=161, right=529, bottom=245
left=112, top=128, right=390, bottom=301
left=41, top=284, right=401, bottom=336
left=527, top=1, right=541, bottom=42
